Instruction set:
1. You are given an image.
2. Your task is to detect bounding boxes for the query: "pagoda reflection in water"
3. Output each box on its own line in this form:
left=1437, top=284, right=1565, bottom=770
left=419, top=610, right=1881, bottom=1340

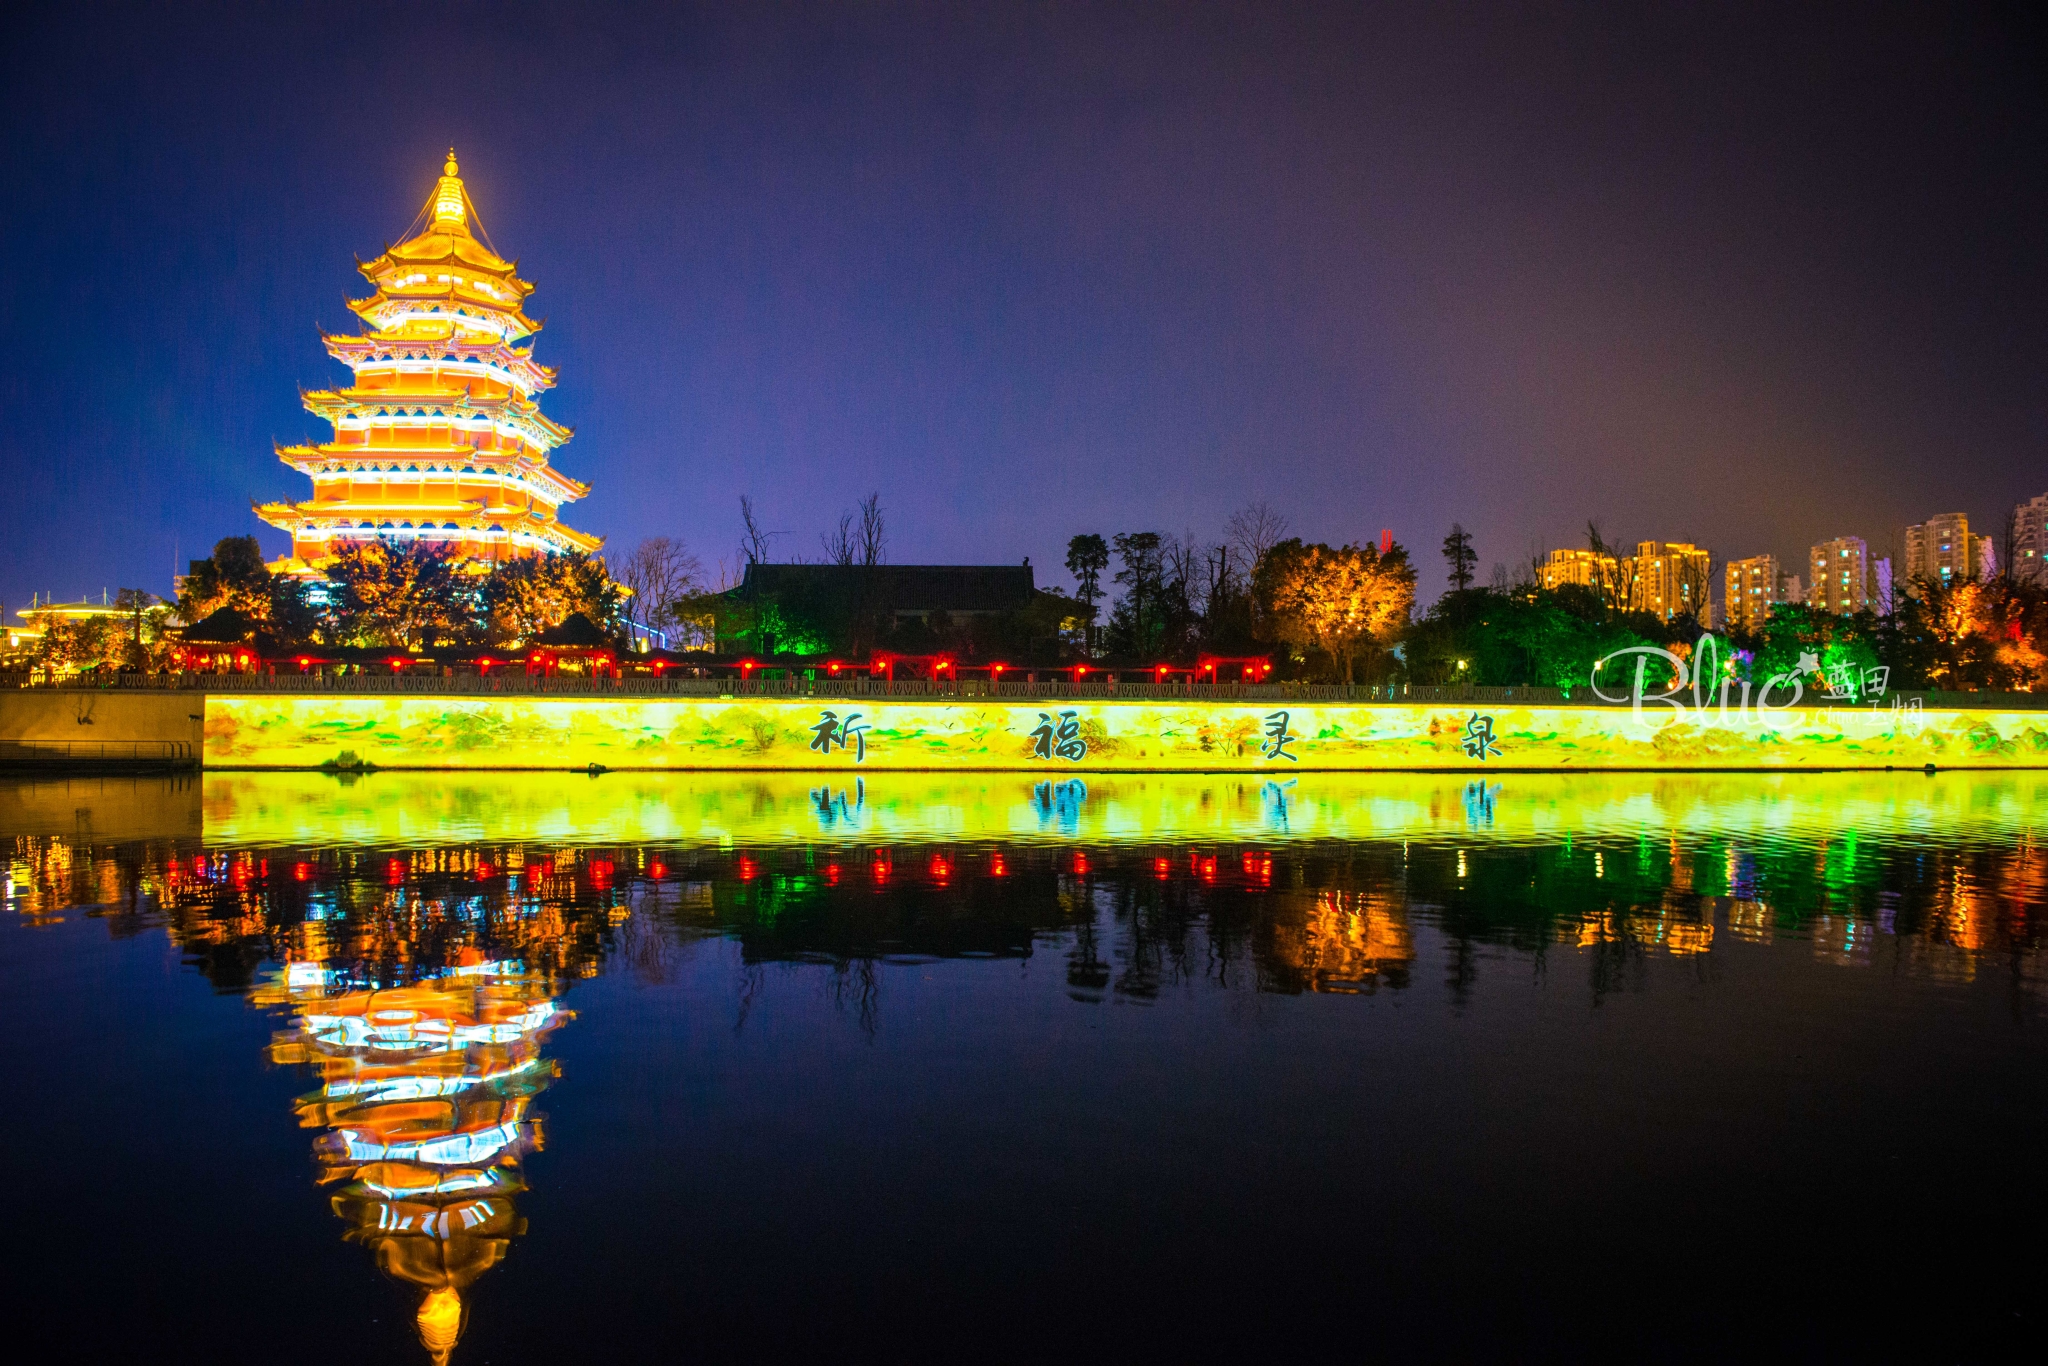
left=262, top=953, right=566, bottom=1363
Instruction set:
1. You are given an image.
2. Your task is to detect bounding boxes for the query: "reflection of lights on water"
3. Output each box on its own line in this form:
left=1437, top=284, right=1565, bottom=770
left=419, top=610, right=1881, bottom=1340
left=989, top=852, right=1008, bottom=878
left=736, top=855, right=758, bottom=882
left=1457, top=851, right=1468, bottom=879
left=1070, top=851, right=1090, bottom=877
left=644, top=861, right=664, bottom=881
left=928, top=855, right=952, bottom=884
left=1595, top=851, right=1605, bottom=878
left=824, top=863, right=842, bottom=885
left=268, top=959, right=567, bottom=1366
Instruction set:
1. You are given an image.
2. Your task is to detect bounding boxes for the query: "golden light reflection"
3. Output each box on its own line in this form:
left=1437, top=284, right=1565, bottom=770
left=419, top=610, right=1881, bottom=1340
left=1269, top=890, right=1414, bottom=992
left=259, top=952, right=568, bottom=1363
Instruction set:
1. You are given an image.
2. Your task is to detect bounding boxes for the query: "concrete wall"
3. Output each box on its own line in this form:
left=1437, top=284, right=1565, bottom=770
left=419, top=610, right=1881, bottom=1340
left=0, top=689, right=206, bottom=749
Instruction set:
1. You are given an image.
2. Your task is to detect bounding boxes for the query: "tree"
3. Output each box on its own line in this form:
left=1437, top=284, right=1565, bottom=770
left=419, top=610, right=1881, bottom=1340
left=857, top=492, right=887, bottom=566
left=1904, top=576, right=2047, bottom=691
left=738, top=495, right=776, bottom=566
left=616, top=537, right=704, bottom=634
left=1259, top=539, right=1416, bottom=683
left=821, top=512, right=857, bottom=566
left=1108, top=531, right=1167, bottom=657
left=178, top=536, right=274, bottom=624
left=1065, top=534, right=1109, bottom=654
left=35, top=615, right=124, bottom=674
left=484, top=552, right=627, bottom=643
left=1225, top=501, right=1290, bottom=574
left=1442, top=524, right=1477, bottom=593
left=327, top=541, right=473, bottom=647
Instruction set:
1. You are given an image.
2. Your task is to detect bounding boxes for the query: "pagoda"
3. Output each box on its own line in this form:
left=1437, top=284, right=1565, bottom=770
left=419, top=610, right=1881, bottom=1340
left=257, top=152, right=599, bottom=572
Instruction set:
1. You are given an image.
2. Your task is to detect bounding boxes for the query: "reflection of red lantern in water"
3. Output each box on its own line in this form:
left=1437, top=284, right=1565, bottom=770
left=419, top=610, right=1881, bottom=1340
left=265, top=959, right=568, bottom=1364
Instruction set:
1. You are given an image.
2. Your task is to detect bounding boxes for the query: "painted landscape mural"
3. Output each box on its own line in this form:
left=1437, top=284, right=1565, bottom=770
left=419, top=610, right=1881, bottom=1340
left=204, top=695, right=2048, bottom=772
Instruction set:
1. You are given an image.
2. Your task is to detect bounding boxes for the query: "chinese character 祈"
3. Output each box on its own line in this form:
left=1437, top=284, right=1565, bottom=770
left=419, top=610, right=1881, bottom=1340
left=808, top=709, right=870, bottom=763
left=1459, top=712, right=1501, bottom=761
left=1261, top=710, right=1299, bottom=762
left=1030, top=710, right=1088, bottom=762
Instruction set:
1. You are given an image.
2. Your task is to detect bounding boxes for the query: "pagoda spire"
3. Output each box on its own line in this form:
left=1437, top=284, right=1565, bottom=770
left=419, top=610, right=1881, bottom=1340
left=430, top=148, right=468, bottom=233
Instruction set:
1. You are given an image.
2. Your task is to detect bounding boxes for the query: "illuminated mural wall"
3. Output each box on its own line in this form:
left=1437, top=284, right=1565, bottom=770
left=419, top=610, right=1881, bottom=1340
left=205, top=694, right=2048, bottom=772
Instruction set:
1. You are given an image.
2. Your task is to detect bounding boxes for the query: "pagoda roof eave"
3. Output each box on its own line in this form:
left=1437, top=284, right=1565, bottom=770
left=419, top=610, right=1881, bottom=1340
left=269, top=498, right=491, bottom=515
left=347, top=295, right=542, bottom=332
left=360, top=232, right=525, bottom=282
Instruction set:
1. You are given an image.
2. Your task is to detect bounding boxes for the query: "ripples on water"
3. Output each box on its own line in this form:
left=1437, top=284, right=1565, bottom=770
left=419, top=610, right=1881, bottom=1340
left=5, top=771, right=2047, bottom=1361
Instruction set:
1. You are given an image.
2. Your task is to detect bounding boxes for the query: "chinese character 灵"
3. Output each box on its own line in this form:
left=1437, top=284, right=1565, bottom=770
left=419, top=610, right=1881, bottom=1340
left=1261, top=710, right=1298, bottom=762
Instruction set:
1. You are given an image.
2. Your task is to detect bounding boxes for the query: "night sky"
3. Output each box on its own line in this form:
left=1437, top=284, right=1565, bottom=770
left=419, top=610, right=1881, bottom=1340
left=3, top=2, right=2043, bottom=609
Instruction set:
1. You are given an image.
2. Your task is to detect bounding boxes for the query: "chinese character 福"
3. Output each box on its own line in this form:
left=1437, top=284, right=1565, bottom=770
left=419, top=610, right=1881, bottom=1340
left=1030, top=710, right=1088, bottom=762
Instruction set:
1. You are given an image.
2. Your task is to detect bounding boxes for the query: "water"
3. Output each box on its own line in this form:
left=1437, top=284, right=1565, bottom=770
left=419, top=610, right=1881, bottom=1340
left=5, top=770, right=2046, bottom=1362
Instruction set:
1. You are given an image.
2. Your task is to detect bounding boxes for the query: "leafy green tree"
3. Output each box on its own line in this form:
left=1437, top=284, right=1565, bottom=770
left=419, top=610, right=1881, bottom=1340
left=1065, top=534, right=1109, bottom=654
left=1106, top=532, right=1167, bottom=657
left=326, top=541, right=476, bottom=647
left=483, top=551, right=626, bottom=643
left=179, top=536, right=273, bottom=623
left=1442, top=523, right=1477, bottom=593
left=1255, top=538, right=1415, bottom=683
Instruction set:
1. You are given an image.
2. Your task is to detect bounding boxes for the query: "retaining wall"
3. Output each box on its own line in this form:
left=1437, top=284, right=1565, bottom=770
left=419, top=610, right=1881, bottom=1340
left=203, top=693, right=2048, bottom=771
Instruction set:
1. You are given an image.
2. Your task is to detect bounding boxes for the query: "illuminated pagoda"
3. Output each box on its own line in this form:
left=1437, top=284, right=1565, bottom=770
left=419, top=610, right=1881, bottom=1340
left=257, top=152, right=599, bottom=573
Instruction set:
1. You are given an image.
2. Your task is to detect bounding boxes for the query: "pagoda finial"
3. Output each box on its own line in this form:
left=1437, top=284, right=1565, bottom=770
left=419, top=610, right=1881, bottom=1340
left=430, top=150, right=468, bottom=233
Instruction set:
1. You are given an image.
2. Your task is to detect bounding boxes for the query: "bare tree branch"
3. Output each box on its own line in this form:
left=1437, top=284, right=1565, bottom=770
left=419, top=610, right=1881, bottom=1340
left=857, top=492, right=887, bottom=566
left=1225, top=500, right=1290, bottom=574
left=821, top=512, right=857, bottom=567
left=739, top=495, right=777, bottom=566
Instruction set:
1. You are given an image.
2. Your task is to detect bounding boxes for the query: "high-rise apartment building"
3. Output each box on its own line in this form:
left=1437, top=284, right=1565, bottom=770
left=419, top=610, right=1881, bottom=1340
left=1538, top=548, right=1617, bottom=594
left=1809, top=536, right=1871, bottom=614
left=1781, top=574, right=1803, bottom=609
left=1723, top=554, right=1782, bottom=632
left=1901, top=513, right=1973, bottom=591
left=1625, top=541, right=1712, bottom=623
left=2014, top=491, right=2048, bottom=588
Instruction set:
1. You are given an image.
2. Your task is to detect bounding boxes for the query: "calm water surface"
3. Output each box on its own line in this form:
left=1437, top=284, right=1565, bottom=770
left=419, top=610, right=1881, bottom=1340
left=5, top=770, right=2046, bottom=1362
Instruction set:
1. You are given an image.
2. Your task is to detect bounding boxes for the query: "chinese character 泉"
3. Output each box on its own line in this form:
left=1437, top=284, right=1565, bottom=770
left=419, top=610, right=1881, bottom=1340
left=1459, top=712, right=1501, bottom=761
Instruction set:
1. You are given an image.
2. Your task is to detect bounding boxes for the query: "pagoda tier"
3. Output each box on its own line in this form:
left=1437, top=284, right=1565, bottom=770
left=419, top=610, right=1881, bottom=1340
left=257, top=152, right=598, bottom=570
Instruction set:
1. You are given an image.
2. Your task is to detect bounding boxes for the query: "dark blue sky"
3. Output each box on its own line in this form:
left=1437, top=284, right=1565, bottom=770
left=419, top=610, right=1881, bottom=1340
left=3, top=2, right=2043, bottom=610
